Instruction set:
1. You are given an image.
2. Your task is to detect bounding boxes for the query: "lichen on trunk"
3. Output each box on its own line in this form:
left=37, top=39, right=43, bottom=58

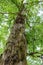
left=0, top=14, right=27, bottom=65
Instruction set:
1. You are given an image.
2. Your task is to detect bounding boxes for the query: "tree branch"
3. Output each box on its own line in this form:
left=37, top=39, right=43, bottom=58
left=11, top=0, right=20, bottom=11
left=0, top=12, right=18, bottom=14
left=27, top=50, right=43, bottom=57
left=24, top=1, right=43, bottom=5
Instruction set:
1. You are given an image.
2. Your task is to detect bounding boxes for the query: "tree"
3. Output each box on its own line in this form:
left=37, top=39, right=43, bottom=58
left=0, top=0, right=27, bottom=65
left=0, top=0, right=43, bottom=65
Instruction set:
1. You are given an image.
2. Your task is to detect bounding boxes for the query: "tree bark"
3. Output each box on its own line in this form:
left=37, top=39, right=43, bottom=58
left=0, top=14, right=27, bottom=65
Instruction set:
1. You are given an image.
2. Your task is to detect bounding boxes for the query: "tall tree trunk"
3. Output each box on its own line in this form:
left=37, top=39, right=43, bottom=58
left=0, top=13, right=27, bottom=65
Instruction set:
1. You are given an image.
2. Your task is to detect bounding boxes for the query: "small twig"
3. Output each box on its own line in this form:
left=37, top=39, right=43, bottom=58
left=27, top=52, right=39, bottom=56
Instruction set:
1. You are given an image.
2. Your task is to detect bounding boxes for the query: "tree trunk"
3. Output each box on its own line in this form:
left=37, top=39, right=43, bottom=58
left=0, top=14, right=27, bottom=65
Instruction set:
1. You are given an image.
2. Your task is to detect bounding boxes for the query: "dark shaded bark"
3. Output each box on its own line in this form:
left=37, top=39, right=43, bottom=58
left=0, top=14, right=27, bottom=65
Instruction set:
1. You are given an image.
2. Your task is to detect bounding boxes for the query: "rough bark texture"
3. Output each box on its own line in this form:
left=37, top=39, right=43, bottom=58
left=0, top=14, right=27, bottom=65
